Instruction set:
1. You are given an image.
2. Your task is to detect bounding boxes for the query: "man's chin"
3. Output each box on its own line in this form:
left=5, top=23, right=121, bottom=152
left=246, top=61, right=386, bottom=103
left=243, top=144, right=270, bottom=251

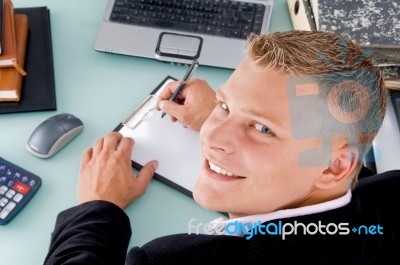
left=193, top=181, right=227, bottom=213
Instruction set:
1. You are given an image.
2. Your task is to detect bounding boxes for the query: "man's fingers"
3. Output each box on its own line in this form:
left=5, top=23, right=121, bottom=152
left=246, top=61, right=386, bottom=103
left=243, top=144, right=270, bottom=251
left=92, top=137, right=104, bottom=156
left=159, top=100, right=183, bottom=120
left=156, top=81, right=180, bottom=110
left=178, top=78, right=198, bottom=98
left=103, top=132, right=123, bottom=152
left=81, top=148, right=93, bottom=165
left=136, top=160, right=158, bottom=187
left=118, top=137, right=134, bottom=159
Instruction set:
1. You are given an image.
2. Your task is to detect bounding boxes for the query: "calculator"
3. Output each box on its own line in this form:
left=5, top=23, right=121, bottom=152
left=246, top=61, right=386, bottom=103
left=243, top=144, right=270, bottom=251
left=0, top=157, right=42, bottom=225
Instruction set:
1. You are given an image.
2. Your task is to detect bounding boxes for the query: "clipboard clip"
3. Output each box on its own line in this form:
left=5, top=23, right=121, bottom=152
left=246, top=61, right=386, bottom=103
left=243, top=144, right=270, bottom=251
left=122, top=95, right=158, bottom=130
left=120, top=76, right=177, bottom=130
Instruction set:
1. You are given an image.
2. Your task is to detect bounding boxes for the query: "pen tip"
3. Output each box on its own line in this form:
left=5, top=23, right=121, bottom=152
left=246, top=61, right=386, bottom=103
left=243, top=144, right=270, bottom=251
left=161, top=112, right=166, bottom=118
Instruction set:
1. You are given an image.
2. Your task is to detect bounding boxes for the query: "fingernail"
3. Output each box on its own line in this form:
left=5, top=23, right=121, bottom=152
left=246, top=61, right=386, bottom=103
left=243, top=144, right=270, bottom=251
left=153, top=160, right=159, bottom=170
left=159, top=101, right=165, bottom=110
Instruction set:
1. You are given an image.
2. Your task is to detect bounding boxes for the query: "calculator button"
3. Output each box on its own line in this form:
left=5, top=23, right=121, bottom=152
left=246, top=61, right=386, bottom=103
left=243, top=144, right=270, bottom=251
left=0, top=209, right=9, bottom=219
left=12, top=182, right=30, bottom=195
left=6, top=167, right=14, bottom=176
left=0, top=202, right=16, bottom=219
left=0, top=163, right=6, bottom=171
left=0, top=176, right=6, bottom=183
left=28, top=179, right=37, bottom=187
left=6, top=179, right=14, bottom=187
left=13, top=193, right=23, bottom=203
left=0, top=186, right=8, bottom=195
left=0, top=198, right=8, bottom=207
left=14, top=172, right=21, bottom=178
left=21, top=176, right=29, bottom=183
left=5, top=189, right=16, bottom=199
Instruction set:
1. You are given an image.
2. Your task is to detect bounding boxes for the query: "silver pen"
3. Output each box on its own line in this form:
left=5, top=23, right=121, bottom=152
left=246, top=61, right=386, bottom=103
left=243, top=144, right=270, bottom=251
left=161, top=60, right=199, bottom=118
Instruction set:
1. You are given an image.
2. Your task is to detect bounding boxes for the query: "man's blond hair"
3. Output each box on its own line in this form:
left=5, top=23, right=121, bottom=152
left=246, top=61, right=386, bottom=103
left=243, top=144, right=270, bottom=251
left=245, top=31, right=388, bottom=185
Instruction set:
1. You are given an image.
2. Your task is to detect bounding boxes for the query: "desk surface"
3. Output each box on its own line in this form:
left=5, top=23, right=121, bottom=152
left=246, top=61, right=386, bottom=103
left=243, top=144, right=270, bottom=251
left=0, top=1, right=292, bottom=264
left=2, top=1, right=399, bottom=264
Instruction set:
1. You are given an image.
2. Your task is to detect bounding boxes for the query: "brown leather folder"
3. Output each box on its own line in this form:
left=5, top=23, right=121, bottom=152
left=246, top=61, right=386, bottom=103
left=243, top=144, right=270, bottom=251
left=0, top=14, right=29, bottom=101
left=0, top=0, right=18, bottom=67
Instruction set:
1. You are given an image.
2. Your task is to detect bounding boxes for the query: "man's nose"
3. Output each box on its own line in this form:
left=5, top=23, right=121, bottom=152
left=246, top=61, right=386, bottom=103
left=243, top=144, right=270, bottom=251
left=205, top=118, right=241, bottom=154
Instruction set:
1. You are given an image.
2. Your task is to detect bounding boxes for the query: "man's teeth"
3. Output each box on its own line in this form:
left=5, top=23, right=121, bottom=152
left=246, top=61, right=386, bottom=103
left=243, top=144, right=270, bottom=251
left=208, top=161, right=237, bottom=177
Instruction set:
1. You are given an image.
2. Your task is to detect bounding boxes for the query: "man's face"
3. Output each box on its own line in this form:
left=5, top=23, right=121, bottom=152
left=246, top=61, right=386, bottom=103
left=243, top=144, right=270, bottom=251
left=194, top=59, right=326, bottom=218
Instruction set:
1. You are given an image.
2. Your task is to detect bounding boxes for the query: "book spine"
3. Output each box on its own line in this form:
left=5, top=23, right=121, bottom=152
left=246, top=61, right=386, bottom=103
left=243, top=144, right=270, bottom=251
left=0, top=0, right=4, bottom=55
left=287, top=0, right=317, bottom=31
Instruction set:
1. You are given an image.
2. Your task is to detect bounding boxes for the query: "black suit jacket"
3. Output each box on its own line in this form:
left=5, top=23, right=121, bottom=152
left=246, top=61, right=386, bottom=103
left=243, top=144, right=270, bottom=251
left=43, top=170, right=400, bottom=265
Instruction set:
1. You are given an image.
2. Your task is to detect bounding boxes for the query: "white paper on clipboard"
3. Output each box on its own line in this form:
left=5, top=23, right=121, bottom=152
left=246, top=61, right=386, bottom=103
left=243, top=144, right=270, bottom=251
left=116, top=76, right=201, bottom=197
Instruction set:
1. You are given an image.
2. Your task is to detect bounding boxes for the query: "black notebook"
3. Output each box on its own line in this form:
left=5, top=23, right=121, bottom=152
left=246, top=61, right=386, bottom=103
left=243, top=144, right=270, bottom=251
left=0, top=7, right=56, bottom=114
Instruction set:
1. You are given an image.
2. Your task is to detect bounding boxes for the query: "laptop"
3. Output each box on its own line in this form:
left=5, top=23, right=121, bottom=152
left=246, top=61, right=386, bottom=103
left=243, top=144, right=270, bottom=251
left=94, top=0, right=273, bottom=69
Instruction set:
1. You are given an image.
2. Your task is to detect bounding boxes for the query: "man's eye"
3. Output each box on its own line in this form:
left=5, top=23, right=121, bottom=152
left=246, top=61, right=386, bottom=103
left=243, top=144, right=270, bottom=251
left=220, top=102, right=229, bottom=111
left=254, top=123, right=273, bottom=135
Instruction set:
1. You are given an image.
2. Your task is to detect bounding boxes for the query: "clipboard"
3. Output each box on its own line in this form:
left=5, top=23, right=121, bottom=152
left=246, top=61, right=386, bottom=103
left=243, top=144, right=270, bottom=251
left=114, top=76, right=201, bottom=198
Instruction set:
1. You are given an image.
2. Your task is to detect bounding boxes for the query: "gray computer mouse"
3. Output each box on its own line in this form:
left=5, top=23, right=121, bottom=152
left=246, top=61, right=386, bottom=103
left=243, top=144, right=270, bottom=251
left=26, top=113, right=84, bottom=158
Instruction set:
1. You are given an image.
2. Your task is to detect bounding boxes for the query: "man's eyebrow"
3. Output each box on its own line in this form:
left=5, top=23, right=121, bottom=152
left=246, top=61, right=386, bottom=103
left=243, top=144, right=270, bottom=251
left=243, top=107, right=283, bottom=128
left=216, top=89, right=283, bottom=128
left=216, top=89, right=225, bottom=100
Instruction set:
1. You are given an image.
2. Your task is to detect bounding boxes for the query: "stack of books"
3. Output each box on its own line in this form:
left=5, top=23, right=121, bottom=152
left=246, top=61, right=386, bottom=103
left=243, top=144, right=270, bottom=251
left=0, top=0, right=29, bottom=102
left=287, top=0, right=400, bottom=90
left=0, top=3, right=56, bottom=114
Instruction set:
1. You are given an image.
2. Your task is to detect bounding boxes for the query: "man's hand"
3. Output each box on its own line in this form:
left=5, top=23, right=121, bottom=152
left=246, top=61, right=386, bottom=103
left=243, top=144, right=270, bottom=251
left=156, top=78, right=217, bottom=131
left=78, top=132, right=158, bottom=209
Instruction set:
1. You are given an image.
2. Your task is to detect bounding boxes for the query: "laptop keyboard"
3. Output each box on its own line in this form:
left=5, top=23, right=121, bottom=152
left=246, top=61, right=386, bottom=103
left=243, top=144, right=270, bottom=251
left=110, top=0, right=268, bottom=40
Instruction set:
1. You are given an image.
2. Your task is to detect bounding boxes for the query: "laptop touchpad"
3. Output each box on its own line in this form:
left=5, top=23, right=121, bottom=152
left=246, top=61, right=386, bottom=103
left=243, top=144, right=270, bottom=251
left=156, top=33, right=203, bottom=60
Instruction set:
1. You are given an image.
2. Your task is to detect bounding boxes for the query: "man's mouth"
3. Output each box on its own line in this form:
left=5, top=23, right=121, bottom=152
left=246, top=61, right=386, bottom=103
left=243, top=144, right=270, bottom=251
left=208, top=161, right=243, bottom=178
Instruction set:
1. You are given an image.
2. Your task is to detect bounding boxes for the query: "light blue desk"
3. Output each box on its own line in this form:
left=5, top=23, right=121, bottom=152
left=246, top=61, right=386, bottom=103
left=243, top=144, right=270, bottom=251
left=0, top=1, right=292, bottom=264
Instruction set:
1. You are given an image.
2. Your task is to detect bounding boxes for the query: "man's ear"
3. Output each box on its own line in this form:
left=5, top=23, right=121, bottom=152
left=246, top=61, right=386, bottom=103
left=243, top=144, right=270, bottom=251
left=315, top=145, right=359, bottom=189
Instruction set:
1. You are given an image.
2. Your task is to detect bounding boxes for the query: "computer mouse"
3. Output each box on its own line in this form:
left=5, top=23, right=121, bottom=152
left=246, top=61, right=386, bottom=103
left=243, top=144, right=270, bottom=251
left=26, top=113, right=84, bottom=158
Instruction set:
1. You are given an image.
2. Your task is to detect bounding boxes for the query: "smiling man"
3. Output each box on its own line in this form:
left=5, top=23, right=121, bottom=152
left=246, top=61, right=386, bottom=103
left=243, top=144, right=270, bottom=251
left=194, top=60, right=354, bottom=218
left=44, top=31, right=391, bottom=265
